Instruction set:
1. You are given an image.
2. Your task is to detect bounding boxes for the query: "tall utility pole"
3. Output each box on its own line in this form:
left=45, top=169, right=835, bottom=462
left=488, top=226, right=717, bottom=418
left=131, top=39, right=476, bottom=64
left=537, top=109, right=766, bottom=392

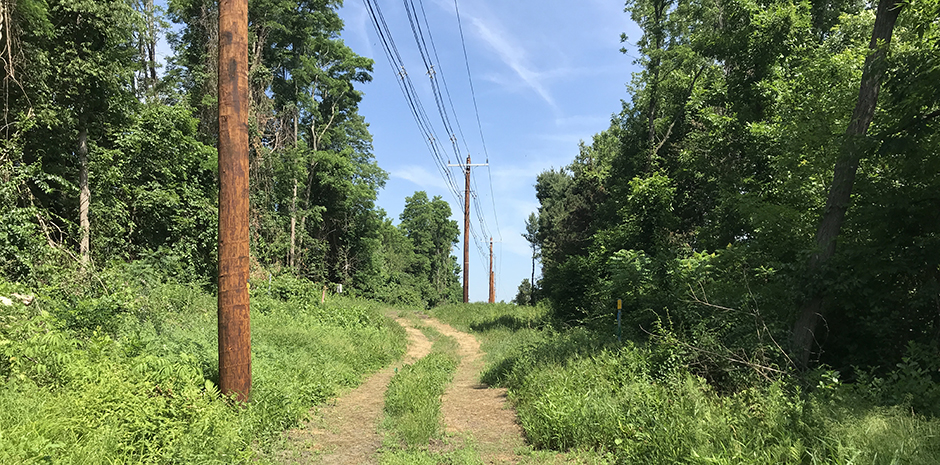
left=488, top=237, right=495, bottom=303
left=448, top=155, right=488, bottom=303
left=217, top=0, right=251, bottom=402
left=463, top=156, right=470, bottom=303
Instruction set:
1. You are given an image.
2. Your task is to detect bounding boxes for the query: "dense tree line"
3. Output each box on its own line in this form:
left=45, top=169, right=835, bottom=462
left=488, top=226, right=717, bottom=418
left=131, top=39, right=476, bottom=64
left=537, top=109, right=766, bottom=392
left=0, top=0, right=460, bottom=308
left=523, top=0, right=939, bottom=386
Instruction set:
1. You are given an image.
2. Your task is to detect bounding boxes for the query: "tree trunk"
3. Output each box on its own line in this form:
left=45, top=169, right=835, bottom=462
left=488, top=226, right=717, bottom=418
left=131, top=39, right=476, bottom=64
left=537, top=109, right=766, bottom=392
left=78, top=126, right=90, bottom=267
left=530, top=249, right=536, bottom=305
left=2, top=0, right=14, bottom=131
left=299, top=115, right=317, bottom=265
left=645, top=0, right=667, bottom=170
left=288, top=114, right=298, bottom=269
left=133, top=0, right=158, bottom=95
left=298, top=98, right=336, bottom=268
left=792, top=0, right=903, bottom=367
left=146, top=0, right=156, bottom=85
left=289, top=178, right=297, bottom=268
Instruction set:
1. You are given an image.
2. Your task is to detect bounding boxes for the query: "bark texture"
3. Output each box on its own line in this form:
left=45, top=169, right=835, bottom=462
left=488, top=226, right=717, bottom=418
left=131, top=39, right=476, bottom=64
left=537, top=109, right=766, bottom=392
left=78, top=127, right=90, bottom=267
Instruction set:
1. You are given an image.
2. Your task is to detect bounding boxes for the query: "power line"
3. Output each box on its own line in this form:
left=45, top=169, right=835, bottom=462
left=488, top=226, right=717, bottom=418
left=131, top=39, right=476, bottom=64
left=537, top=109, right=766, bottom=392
left=403, top=0, right=463, bottom=164
left=362, top=0, right=503, bottom=296
left=362, top=0, right=464, bottom=207
left=416, top=0, right=471, bottom=155
left=454, top=0, right=501, bottom=241
left=401, top=0, right=497, bottom=251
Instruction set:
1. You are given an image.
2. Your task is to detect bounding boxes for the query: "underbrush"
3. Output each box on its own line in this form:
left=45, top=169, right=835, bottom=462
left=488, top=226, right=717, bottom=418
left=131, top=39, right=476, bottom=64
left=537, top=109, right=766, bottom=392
left=431, top=303, right=940, bottom=464
left=0, top=271, right=405, bottom=463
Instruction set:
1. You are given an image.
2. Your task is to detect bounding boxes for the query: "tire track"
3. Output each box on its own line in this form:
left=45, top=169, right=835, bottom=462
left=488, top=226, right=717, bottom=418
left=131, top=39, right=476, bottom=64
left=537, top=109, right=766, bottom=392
left=422, top=318, right=525, bottom=464
left=277, top=316, right=432, bottom=464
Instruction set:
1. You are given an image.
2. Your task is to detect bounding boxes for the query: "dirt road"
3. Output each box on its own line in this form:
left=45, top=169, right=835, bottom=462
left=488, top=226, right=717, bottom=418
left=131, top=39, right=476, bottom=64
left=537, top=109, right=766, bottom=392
left=277, top=313, right=523, bottom=464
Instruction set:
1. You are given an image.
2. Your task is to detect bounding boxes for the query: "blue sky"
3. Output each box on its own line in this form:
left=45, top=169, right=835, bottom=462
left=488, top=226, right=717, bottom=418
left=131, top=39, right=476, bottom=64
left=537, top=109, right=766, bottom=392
left=156, top=0, right=642, bottom=302
left=338, top=0, right=641, bottom=302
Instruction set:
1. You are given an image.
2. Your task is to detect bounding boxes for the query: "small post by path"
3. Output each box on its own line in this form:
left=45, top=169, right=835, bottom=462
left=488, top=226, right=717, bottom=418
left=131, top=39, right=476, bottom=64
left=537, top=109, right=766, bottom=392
left=617, top=299, right=622, bottom=343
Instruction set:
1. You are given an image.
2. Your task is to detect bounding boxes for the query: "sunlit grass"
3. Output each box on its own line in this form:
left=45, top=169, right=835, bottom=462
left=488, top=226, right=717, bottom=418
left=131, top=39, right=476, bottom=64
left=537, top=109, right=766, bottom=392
left=0, top=276, right=406, bottom=463
left=431, top=302, right=940, bottom=464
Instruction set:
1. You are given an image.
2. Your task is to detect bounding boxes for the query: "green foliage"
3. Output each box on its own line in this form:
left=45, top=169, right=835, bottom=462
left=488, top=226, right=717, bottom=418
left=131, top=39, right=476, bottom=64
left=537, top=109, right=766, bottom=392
left=513, top=278, right=537, bottom=306
left=395, top=191, right=462, bottom=308
left=3, top=0, right=389, bottom=296
left=540, top=254, right=604, bottom=323
left=851, top=341, right=940, bottom=417
left=531, top=0, right=940, bottom=393
left=0, top=154, right=62, bottom=282
left=380, top=446, right=483, bottom=465
left=94, top=103, right=218, bottom=274
left=355, top=217, right=426, bottom=307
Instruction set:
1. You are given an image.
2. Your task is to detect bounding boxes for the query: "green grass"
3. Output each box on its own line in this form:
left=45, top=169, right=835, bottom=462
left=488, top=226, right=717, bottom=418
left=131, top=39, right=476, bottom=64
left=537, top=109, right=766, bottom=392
left=430, top=302, right=940, bottom=464
left=379, top=318, right=489, bottom=464
left=380, top=441, right=483, bottom=465
left=0, top=275, right=406, bottom=463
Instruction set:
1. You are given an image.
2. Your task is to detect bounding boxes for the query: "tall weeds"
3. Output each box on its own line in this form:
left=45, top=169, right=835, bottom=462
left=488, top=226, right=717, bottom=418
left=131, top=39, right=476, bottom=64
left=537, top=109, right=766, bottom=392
left=431, top=303, right=940, bottom=464
left=0, top=272, right=405, bottom=463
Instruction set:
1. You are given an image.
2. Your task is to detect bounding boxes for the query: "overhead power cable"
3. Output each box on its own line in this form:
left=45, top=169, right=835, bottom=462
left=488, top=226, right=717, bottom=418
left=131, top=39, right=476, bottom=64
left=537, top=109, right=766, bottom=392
left=362, top=0, right=464, bottom=206
left=454, top=0, right=501, bottom=241
left=362, top=0, right=504, bottom=293
left=401, top=0, right=496, bottom=247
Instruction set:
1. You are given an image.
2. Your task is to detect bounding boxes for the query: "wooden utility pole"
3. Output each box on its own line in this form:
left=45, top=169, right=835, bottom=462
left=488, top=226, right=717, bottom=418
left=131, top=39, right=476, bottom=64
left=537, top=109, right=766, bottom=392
left=463, top=156, right=470, bottom=303
left=488, top=237, right=495, bottom=303
left=448, top=155, right=488, bottom=303
left=217, top=0, right=251, bottom=402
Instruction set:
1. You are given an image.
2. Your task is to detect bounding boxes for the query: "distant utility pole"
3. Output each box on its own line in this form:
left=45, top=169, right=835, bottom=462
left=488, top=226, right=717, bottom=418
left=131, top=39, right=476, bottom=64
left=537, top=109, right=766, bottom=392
left=488, top=237, right=495, bottom=303
left=448, top=155, right=488, bottom=303
left=217, top=0, right=251, bottom=402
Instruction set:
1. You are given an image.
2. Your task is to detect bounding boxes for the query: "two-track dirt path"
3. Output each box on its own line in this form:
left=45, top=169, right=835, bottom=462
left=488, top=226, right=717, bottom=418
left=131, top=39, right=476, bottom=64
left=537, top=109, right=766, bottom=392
left=423, top=318, right=525, bottom=464
left=277, top=313, right=524, bottom=464
left=277, top=317, right=432, bottom=464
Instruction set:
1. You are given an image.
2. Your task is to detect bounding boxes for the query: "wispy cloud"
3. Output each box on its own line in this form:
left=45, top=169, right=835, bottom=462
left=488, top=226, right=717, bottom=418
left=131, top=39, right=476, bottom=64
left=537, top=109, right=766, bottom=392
left=432, top=0, right=556, bottom=109
left=339, top=1, right=375, bottom=61
left=466, top=16, right=556, bottom=108
left=391, top=165, right=451, bottom=190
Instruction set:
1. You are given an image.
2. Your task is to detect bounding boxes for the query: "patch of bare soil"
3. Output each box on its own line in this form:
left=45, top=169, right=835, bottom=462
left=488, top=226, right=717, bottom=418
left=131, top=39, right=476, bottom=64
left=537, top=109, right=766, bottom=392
left=422, top=318, right=525, bottom=464
left=277, top=316, right=432, bottom=464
